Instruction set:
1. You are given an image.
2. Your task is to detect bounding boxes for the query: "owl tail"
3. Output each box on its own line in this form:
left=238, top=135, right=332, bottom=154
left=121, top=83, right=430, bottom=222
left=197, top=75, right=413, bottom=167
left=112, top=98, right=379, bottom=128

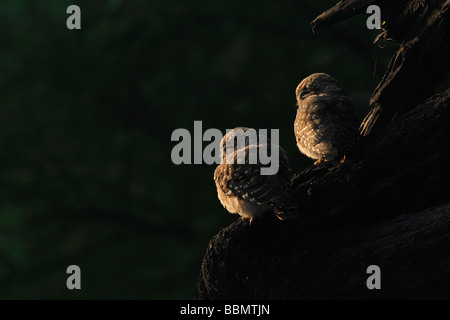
left=274, top=199, right=298, bottom=221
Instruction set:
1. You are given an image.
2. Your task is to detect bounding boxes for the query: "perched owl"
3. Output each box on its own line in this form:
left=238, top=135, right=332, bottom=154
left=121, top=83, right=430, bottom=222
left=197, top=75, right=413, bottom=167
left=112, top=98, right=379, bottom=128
left=294, top=73, right=359, bottom=164
left=214, top=127, right=297, bottom=222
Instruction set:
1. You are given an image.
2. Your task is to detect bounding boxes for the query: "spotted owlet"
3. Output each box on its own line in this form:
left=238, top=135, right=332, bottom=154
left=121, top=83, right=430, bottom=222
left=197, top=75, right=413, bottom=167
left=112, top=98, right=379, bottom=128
left=294, top=73, right=359, bottom=164
left=214, top=127, right=297, bottom=222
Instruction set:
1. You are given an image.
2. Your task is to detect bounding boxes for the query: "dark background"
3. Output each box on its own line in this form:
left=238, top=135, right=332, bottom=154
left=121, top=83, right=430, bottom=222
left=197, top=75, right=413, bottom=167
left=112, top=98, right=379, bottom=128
left=0, top=0, right=394, bottom=299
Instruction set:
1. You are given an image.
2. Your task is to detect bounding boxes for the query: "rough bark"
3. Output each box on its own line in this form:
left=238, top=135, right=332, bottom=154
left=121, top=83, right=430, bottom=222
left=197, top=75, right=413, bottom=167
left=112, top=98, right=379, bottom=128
left=199, top=203, right=450, bottom=299
left=361, top=0, right=450, bottom=136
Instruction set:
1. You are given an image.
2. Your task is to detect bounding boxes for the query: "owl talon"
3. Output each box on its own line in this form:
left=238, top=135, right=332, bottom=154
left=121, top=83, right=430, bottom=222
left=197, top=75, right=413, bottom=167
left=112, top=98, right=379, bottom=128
left=314, top=156, right=323, bottom=165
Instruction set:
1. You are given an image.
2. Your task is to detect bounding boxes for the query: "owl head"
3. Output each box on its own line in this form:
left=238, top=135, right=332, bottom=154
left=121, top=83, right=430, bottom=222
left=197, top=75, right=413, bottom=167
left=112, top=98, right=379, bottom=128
left=296, top=73, right=345, bottom=101
left=220, top=127, right=272, bottom=163
left=220, top=127, right=252, bottom=162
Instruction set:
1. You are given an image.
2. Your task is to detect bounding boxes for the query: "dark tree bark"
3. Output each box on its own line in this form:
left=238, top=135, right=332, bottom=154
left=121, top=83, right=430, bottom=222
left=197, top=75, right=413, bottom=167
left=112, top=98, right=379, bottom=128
left=199, top=203, right=450, bottom=299
left=198, top=0, right=450, bottom=299
left=360, top=0, right=450, bottom=136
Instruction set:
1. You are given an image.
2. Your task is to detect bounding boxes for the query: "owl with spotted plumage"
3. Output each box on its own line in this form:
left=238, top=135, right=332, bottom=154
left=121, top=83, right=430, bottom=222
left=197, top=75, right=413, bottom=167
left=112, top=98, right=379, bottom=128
left=294, top=73, right=359, bottom=164
left=214, top=127, right=297, bottom=223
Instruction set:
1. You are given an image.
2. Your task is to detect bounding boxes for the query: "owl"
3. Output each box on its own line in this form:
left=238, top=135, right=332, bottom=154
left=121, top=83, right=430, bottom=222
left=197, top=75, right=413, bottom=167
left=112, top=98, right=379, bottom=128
left=214, top=127, right=297, bottom=223
left=294, top=73, right=359, bottom=164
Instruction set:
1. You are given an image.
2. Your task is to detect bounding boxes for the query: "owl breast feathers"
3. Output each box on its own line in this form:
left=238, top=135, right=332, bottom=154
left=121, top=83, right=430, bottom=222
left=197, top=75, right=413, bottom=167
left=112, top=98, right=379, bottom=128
left=294, top=73, right=359, bottom=163
left=214, top=127, right=297, bottom=222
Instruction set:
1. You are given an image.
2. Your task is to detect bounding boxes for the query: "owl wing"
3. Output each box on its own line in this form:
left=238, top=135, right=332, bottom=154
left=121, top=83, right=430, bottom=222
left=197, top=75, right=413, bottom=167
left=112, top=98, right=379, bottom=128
left=296, top=95, right=337, bottom=157
left=327, top=95, right=360, bottom=152
left=214, top=145, right=296, bottom=219
left=298, top=94, right=358, bottom=157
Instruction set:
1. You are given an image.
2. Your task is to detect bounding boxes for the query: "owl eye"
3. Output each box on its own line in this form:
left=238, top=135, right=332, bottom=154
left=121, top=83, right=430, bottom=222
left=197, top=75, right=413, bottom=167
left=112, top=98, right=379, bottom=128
left=299, top=89, right=310, bottom=99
